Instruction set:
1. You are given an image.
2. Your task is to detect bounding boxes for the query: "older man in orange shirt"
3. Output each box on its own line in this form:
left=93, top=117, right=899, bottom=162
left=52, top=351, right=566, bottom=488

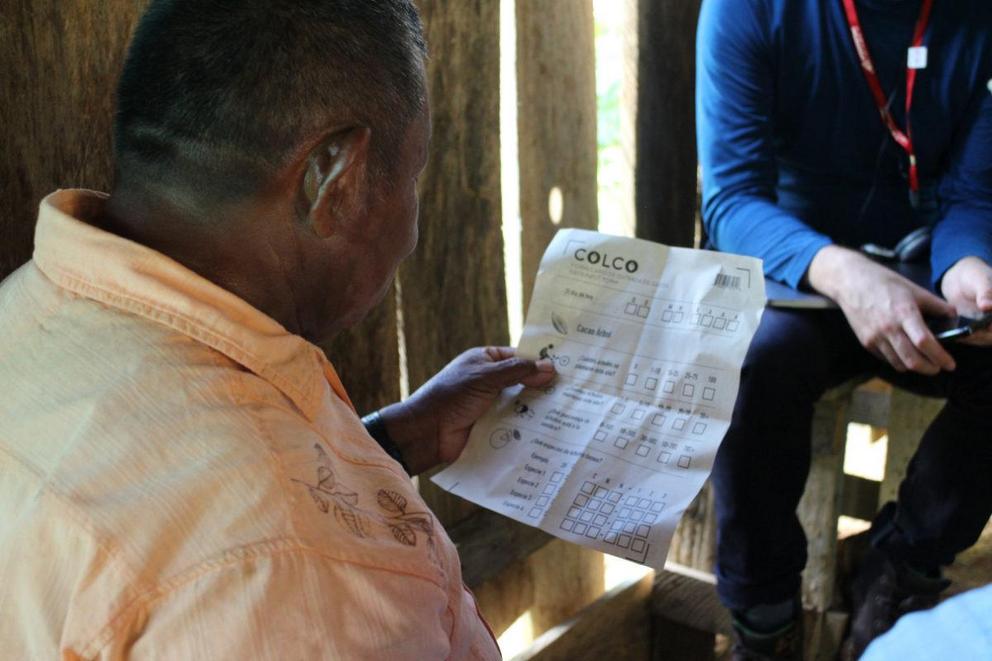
left=0, top=1, right=552, bottom=658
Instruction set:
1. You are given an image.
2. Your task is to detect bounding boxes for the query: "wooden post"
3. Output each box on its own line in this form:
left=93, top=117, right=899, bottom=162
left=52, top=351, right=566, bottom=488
left=0, top=0, right=148, bottom=279
left=406, top=0, right=507, bottom=527
left=516, top=0, right=599, bottom=309
left=515, top=0, right=605, bottom=635
left=627, top=0, right=702, bottom=247
left=798, top=389, right=851, bottom=613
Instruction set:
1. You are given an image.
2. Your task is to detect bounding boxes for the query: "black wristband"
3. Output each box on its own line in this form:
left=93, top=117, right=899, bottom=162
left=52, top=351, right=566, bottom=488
left=361, top=410, right=412, bottom=475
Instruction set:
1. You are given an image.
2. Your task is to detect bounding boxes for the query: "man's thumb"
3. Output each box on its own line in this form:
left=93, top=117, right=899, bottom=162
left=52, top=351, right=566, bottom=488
left=486, top=357, right=555, bottom=390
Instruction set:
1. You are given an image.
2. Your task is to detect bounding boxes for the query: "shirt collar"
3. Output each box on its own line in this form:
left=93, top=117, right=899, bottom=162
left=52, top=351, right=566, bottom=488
left=32, top=189, right=355, bottom=421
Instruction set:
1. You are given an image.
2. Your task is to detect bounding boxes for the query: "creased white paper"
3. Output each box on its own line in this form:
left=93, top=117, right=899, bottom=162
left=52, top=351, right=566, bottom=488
left=433, top=229, right=765, bottom=568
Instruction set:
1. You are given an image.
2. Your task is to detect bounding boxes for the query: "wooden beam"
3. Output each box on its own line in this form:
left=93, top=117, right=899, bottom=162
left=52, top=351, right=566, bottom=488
left=513, top=572, right=654, bottom=661
left=406, top=0, right=507, bottom=528
left=630, top=0, right=703, bottom=247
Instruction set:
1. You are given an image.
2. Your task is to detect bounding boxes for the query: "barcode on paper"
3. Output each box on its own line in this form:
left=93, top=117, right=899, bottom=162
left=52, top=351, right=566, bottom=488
left=714, top=273, right=741, bottom=290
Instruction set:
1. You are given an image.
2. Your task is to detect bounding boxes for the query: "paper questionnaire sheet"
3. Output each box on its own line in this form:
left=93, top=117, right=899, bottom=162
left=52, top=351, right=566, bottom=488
left=433, top=229, right=765, bottom=568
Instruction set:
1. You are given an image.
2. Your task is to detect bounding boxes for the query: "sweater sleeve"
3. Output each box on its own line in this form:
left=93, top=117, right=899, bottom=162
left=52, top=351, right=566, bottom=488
left=696, top=0, right=832, bottom=288
left=932, top=83, right=992, bottom=285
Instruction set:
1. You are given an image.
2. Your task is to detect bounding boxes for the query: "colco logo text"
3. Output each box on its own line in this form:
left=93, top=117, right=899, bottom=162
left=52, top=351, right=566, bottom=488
left=574, top=248, right=639, bottom=274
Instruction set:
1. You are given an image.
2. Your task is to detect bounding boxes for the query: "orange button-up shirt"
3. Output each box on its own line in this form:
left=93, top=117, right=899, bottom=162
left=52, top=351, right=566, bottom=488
left=0, top=190, right=499, bottom=660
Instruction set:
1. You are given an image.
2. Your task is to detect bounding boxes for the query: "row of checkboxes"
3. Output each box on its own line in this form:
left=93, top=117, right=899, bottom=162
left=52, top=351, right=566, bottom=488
left=569, top=499, right=661, bottom=523
left=695, top=314, right=740, bottom=331
left=594, top=418, right=708, bottom=442
left=561, top=518, right=606, bottom=539
left=619, top=377, right=717, bottom=401
left=577, top=485, right=666, bottom=512
left=624, top=298, right=651, bottom=318
left=604, top=532, right=647, bottom=553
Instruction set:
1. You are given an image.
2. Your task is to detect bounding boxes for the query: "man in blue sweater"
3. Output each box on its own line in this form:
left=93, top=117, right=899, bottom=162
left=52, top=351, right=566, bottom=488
left=697, top=0, right=992, bottom=658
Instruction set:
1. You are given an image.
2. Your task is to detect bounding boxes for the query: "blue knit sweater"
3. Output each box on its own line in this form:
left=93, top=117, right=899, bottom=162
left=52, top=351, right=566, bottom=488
left=697, top=0, right=992, bottom=288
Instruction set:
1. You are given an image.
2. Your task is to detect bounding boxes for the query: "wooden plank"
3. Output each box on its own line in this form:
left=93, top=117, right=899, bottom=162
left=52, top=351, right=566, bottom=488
left=651, top=563, right=731, bottom=636
left=448, top=508, right=553, bottom=589
left=514, top=571, right=654, bottom=661
left=405, top=0, right=507, bottom=528
left=629, top=0, right=703, bottom=247
left=652, top=619, right=714, bottom=661
left=880, top=389, right=943, bottom=506
left=516, top=0, right=598, bottom=309
left=530, top=542, right=606, bottom=633
left=0, top=0, right=148, bottom=280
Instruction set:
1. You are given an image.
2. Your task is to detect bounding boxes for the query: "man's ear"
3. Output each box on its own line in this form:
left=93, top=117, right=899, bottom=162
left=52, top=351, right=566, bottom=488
left=301, top=126, right=372, bottom=238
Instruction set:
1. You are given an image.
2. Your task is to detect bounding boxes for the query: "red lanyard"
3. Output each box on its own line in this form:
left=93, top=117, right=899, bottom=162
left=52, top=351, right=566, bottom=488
left=842, top=0, right=934, bottom=200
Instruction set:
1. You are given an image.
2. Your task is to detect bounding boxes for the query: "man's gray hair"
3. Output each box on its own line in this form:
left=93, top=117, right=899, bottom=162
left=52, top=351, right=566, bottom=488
left=114, top=0, right=427, bottom=203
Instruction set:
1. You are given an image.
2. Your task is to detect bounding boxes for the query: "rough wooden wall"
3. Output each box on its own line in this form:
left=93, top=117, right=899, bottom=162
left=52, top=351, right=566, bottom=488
left=0, top=0, right=146, bottom=279
left=406, top=0, right=508, bottom=527
left=516, top=0, right=599, bottom=310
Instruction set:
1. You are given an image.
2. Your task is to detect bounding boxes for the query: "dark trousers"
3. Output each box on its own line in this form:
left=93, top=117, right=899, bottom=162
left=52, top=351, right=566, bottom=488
left=712, top=307, right=992, bottom=611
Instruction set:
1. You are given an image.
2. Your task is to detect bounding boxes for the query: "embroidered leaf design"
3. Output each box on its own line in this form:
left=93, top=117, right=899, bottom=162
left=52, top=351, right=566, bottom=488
left=404, top=515, right=433, bottom=533
left=317, top=465, right=335, bottom=489
left=309, top=487, right=330, bottom=513
left=334, top=504, right=369, bottom=538
left=338, top=490, right=359, bottom=506
left=390, top=523, right=417, bottom=546
left=376, top=489, right=408, bottom=514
